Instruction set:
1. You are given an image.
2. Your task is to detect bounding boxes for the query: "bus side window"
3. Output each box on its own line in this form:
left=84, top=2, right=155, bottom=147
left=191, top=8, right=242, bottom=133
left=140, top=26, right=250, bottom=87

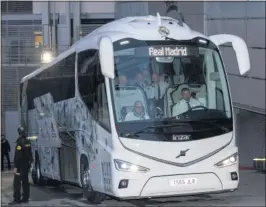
left=77, top=49, right=111, bottom=131
left=77, top=49, right=98, bottom=112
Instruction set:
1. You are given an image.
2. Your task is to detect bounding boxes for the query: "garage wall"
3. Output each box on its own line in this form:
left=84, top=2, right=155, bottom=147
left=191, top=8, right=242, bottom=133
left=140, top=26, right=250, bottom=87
left=235, top=109, right=265, bottom=167
left=205, top=2, right=266, bottom=114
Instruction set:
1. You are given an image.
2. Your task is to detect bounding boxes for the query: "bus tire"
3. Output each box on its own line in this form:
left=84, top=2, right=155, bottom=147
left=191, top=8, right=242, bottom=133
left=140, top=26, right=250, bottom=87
left=31, top=153, right=45, bottom=185
left=80, top=155, right=106, bottom=204
left=47, top=179, right=60, bottom=187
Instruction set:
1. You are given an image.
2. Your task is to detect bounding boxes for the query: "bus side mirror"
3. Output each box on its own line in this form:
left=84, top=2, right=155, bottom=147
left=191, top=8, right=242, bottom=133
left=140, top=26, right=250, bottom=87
left=99, top=36, right=115, bottom=79
left=209, top=34, right=250, bottom=75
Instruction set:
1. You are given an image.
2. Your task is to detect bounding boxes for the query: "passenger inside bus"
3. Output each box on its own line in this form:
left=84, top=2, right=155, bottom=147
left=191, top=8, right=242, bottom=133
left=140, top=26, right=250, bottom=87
left=134, top=72, right=148, bottom=92
left=124, top=101, right=150, bottom=121
left=117, top=75, right=129, bottom=86
left=145, top=72, right=169, bottom=109
left=142, top=69, right=151, bottom=85
left=172, top=87, right=201, bottom=116
left=114, top=73, right=149, bottom=122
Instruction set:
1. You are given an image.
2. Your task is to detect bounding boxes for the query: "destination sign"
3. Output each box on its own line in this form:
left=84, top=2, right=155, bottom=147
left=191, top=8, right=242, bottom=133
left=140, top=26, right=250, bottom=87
left=148, top=46, right=197, bottom=57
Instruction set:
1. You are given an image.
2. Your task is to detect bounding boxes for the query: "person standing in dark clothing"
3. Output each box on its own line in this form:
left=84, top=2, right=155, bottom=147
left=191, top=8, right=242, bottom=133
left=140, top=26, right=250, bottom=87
left=9, top=127, right=33, bottom=205
left=1, top=134, right=11, bottom=171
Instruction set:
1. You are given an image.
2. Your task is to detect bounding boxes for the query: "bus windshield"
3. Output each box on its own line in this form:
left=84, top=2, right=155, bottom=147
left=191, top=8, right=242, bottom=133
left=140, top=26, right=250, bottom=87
left=110, top=38, right=233, bottom=141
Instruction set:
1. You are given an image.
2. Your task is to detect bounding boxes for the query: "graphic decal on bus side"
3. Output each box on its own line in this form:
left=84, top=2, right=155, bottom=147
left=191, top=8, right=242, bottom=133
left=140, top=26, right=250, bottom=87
left=30, top=93, right=99, bottom=183
left=101, top=161, right=112, bottom=192
left=33, top=93, right=61, bottom=180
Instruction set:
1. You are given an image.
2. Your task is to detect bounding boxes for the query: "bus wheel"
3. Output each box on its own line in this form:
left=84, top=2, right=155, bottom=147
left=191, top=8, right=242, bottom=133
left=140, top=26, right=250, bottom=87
left=31, top=154, right=45, bottom=185
left=80, top=157, right=106, bottom=204
left=47, top=179, right=60, bottom=187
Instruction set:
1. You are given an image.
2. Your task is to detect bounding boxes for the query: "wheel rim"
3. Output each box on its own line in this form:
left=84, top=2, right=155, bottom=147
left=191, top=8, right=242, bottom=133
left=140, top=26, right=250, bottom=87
left=82, top=169, right=92, bottom=191
left=36, top=163, right=41, bottom=181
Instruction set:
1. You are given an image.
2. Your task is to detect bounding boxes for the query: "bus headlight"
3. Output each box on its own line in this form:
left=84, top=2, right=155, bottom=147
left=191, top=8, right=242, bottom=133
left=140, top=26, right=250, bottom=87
left=114, top=159, right=150, bottom=173
left=215, top=153, right=238, bottom=168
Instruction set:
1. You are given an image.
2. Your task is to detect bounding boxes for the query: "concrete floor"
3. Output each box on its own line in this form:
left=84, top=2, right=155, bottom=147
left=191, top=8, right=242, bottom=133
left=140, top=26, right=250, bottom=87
left=1, top=170, right=265, bottom=206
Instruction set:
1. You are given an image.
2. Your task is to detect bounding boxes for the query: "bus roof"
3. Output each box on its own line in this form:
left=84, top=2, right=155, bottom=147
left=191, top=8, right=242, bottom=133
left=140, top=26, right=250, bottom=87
left=21, top=14, right=207, bottom=83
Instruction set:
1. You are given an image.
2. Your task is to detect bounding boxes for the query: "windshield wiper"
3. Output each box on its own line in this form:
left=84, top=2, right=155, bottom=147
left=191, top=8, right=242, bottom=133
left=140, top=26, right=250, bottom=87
left=126, top=123, right=187, bottom=137
left=129, top=125, right=157, bottom=137
left=120, top=128, right=154, bottom=138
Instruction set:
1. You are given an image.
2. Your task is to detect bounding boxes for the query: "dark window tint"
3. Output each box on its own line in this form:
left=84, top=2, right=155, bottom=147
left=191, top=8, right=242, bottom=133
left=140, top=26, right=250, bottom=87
left=77, top=49, right=111, bottom=131
left=1, top=1, right=33, bottom=13
left=27, top=53, right=76, bottom=110
left=20, top=83, right=23, bottom=107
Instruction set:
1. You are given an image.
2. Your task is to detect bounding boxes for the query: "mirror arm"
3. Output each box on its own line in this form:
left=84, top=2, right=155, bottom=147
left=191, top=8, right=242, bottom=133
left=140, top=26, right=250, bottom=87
left=209, top=34, right=250, bottom=75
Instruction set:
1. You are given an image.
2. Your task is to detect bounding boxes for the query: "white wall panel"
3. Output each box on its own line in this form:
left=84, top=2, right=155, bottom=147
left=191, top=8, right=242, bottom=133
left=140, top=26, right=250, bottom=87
left=248, top=78, right=265, bottom=110
left=246, top=19, right=266, bottom=48
left=222, top=19, right=247, bottom=42
left=220, top=2, right=246, bottom=18
left=249, top=49, right=266, bottom=79
left=33, top=2, right=115, bottom=15
left=115, top=2, right=148, bottom=19
left=206, top=20, right=223, bottom=35
left=183, top=14, right=204, bottom=33
left=81, top=2, right=114, bottom=14
left=205, top=2, right=222, bottom=18
left=246, top=2, right=266, bottom=18
left=177, top=2, right=204, bottom=15
left=33, top=2, right=42, bottom=14
left=228, top=75, right=248, bottom=103
left=54, top=2, right=66, bottom=14
left=228, top=75, right=265, bottom=110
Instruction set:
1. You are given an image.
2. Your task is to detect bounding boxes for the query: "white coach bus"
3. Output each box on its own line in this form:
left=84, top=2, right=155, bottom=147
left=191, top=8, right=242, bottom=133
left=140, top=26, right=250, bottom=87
left=19, top=14, right=250, bottom=204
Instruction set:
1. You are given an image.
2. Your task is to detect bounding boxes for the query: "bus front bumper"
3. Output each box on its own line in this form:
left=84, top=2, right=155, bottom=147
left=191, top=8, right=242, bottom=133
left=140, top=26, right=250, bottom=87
left=111, top=171, right=239, bottom=199
left=117, top=189, right=237, bottom=200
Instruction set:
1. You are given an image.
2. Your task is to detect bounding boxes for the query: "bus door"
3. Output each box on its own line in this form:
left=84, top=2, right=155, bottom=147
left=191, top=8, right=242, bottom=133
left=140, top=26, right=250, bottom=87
left=90, top=80, right=112, bottom=192
left=58, top=129, right=78, bottom=183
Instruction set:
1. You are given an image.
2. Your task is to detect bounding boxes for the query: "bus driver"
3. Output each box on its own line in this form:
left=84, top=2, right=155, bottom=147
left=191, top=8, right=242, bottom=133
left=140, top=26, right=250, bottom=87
left=172, top=87, right=201, bottom=116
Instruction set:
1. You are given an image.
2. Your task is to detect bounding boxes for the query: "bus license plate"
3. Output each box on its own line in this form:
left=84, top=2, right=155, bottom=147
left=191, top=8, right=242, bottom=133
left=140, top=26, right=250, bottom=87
left=169, top=178, right=197, bottom=187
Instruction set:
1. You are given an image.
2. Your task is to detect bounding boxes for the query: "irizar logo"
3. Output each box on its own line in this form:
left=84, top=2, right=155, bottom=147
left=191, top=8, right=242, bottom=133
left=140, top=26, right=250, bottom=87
left=158, top=26, right=170, bottom=37
left=172, top=134, right=191, bottom=141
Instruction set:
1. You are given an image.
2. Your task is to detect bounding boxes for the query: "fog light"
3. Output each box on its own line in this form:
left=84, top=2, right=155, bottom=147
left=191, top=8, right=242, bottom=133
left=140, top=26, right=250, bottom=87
left=118, top=179, right=128, bottom=189
left=231, top=172, right=238, bottom=181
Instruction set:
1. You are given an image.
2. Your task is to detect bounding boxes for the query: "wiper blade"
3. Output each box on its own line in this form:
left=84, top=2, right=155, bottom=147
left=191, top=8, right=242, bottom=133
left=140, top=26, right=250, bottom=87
left=130, top=123, right=188, bottom=136
left=132, top=126, right=157, bottom=136
left=120, top=126, right=156, bottom=138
